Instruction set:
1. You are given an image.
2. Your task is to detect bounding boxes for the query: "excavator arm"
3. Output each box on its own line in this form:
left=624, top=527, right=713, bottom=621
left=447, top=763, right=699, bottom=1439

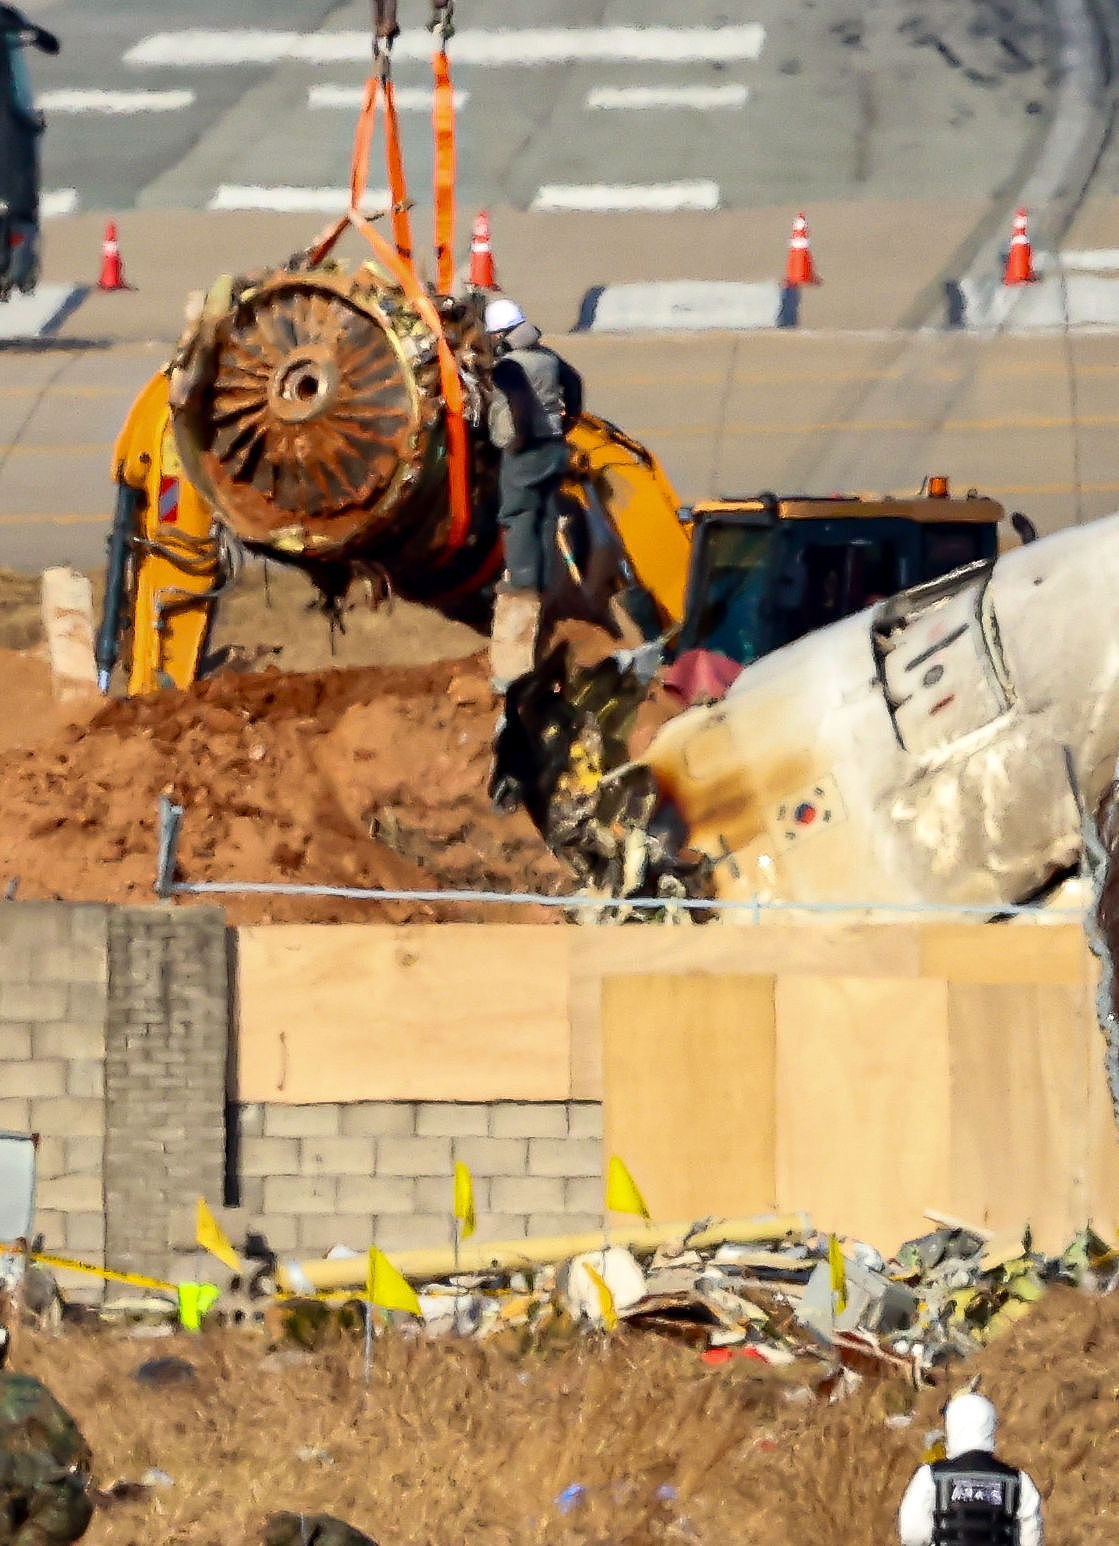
left=97, top=372, right=226, bottom=695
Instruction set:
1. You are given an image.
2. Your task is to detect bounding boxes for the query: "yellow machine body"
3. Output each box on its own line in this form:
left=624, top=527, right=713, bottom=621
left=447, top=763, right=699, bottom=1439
left=112, top=374, right=220, bottom=694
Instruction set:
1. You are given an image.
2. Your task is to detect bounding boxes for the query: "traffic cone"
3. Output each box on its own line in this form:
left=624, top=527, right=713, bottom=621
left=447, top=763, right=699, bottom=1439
left=97, top=220, right=128, bottom=291
left=784, top=211, right=820, bottom=287
left=468, top=210, right=498, bottom=289
left=1003, top=207, right=1036, bottom=285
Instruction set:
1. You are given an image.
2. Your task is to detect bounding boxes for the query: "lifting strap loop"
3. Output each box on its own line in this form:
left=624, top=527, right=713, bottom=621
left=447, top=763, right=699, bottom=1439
left=432, top=48, right=457, bottom=295
left=382, top=74, right=414, bottom=267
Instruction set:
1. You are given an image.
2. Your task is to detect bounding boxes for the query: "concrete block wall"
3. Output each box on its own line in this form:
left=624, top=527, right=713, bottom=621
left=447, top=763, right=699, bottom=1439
left=0, top=902, right=110, bottom=1275
left=229, top=1100, right=605, bottom=1260
left=103, top=907, right=229, bottom=1279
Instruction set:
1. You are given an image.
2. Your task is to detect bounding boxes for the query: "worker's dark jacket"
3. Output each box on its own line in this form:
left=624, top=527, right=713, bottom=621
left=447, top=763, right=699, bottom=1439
left=931, top=1453, right=1022, bottom=1546
left=489, top=323, right=583, bottom=451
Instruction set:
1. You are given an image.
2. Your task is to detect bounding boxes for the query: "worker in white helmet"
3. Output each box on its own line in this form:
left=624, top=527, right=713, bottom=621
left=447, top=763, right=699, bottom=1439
left=483, top=296, right=583, bottom=689
left=898, top=1392, right=1043, bottom=1546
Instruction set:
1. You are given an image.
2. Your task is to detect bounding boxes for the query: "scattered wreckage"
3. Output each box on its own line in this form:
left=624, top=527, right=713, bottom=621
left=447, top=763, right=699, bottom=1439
left=16, top=1213, right=1117, bottom=1405
left=494, top=513, right=1119, bottom=919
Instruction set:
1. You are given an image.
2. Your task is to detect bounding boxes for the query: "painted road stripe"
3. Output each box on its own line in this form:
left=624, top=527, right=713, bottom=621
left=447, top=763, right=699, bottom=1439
left=0, top=284, right=81, bottom=341
left=39, top=89, right=195, bottom=113
left=533, top=181, right=721, bottom=213
left=208, top=185, right=391, bottom=212
left=586, top=84, right=748, bottom=110
left=125, top=26, right=766, bottom=67
left=964, top=273, right=1119, bottom=329
left=41, top=189, right=78, bottom=218
left=1055, top=249, right=1119, bottom=271
left=309, top=84, right=469, bottom=110
left=583, top=280, right=780, bottom=331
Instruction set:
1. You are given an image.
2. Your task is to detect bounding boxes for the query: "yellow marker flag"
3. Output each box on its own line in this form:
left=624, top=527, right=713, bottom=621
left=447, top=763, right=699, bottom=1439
left=177, top=1281, right=221, bottom=1331
left=196, top=1198, right=242, bottom=1274
left=605, top=1155, right=651, bottom=1220
left=828, top=1233, right=847, bottom=1314
left=583, top=1261, right=619, bottom=1331
left=367, top=1247, right=422, bottom=1317
left=453, top=1161, right=476, bottom=1239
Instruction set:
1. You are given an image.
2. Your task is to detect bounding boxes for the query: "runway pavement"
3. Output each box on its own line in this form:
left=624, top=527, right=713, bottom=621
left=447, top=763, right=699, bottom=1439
left=3, top=0, right=1119, bottom=573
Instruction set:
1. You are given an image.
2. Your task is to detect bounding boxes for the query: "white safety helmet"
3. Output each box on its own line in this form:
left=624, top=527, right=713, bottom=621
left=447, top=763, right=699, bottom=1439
left=484, top=297, right=526, bottom=335
left=944, top=1392, right=998, bottom=1458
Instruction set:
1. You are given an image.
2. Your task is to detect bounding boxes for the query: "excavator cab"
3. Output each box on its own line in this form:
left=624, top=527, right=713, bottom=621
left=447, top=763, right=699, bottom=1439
left=0, top=5, right=58, bottom=299
left=676, top=482, right=1004, bottom=666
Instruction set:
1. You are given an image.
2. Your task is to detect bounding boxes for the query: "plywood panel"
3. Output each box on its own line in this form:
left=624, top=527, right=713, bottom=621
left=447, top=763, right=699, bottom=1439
left=571, top=924, right=923, bottom=1099
left=920, top=924, right=1090, bottom=985
left=946, top=983, right=1095, bottom=1250
left=238, top=924, right=572, bottom=1102
left=775, top=976, right=950, bottom=1250
left=1085, top=983, right=1119, bottom=1241
left=602, top=974, right=777, bottom=1222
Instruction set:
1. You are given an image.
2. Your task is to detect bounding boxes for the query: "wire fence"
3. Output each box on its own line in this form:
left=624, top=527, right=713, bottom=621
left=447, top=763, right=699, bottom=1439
left=154, top=797, right=1089, bottom=921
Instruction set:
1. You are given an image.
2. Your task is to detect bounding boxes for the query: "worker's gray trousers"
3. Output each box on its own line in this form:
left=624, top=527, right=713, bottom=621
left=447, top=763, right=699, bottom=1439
left=496, top=440, right=569, bottom=592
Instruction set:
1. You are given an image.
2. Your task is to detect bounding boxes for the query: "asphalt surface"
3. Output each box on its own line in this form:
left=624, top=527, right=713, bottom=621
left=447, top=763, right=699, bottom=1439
left=29, top=0, right=1057, bottom=213
left=4, top=0, right=1119, bottom=573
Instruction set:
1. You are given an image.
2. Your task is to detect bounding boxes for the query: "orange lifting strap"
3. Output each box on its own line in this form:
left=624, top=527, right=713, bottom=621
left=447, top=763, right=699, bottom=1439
left=313, top=27, right=471, bottom=558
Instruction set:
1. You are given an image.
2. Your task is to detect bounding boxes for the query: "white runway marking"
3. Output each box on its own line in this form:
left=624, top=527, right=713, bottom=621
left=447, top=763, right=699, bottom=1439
left=585, top=281, right=781, bottom=332
left=308, top=84, right=469, bottom=110
left=1055, top=249, right=1119, bottom=271
left=0, top=284, right=81, bottom=340
left=963, top=273, right=1119, bottom=329
left=39, top=89, right=195, bottom=113
left=207, top=185, right=391, bottom=212
left=532, top=181, right=721, bottom=213
left=126, top=26, right=766, bottom=68
left=41, top=189, right=78, bottom=218
left=586, top=84, right=748, bottom=110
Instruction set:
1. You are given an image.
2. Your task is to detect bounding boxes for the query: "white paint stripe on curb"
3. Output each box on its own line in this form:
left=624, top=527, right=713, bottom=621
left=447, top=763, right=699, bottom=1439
left=39, top=89, right=195, bottom=113
left=532, top=181, right=721, bottom=213
left=582, top=280, right=781, bottom=332
left=962, top=273, right=1119, bottom=329
left=125, top=26, right=766, bottom=68
left=207, top=185, right=391, bottom=212
left=585, top=84, right=748, bottom=109
left=0, top=284, right=81, bottom=340
left=41, top=189, right=78, bottom=218
left=308, top=84, right=469, bottom=110
left=1055, top=248, right=1119, bottom=272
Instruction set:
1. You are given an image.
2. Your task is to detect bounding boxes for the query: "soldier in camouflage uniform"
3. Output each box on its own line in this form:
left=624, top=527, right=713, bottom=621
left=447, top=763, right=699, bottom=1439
left=0, top=1328, right=93, bottom=1546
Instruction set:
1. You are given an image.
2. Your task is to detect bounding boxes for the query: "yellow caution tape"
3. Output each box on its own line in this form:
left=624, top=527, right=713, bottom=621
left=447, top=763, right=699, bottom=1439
left=27, top=1250, right=177, bottom=1294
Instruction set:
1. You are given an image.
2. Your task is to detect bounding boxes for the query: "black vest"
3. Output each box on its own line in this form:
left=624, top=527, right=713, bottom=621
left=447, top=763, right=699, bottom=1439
left=932, top=1452, right=1021, bottom=1546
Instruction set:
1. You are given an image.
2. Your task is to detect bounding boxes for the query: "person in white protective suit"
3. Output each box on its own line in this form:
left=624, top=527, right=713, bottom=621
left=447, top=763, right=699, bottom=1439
left=898, top=1394, right=1043, bottom=1546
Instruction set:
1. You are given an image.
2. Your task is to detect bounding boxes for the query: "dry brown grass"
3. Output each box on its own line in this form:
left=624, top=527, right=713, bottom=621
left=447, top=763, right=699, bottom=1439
left=11, top=1289, right=1119, bottom=1546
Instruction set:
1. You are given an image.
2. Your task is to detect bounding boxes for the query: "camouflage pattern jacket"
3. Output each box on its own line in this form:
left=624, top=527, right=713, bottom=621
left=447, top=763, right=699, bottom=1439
left=0, top=1373, right=91, bottom=1483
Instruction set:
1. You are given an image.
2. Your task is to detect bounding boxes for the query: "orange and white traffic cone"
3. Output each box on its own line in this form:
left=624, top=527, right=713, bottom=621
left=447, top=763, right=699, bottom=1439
left=97, top=220, right=129, bottom=291
left=784, top=211, right=820, bottom=287
left=468, top=210, right=499, bottom=290
left=1003, top=207, right=1036, bottom=285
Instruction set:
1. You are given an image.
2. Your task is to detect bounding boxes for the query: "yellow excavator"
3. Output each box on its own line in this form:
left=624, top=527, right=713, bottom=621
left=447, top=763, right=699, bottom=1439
left=97, top=328, right=1008, bottom=701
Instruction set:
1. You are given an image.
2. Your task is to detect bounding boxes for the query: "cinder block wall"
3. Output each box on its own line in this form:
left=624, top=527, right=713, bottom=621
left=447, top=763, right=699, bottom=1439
left=0, top=902, right=109, bottom=1270
left=2, top=901, right=608, bottom=1290
left=232, top=1100, right=605, bottom=1259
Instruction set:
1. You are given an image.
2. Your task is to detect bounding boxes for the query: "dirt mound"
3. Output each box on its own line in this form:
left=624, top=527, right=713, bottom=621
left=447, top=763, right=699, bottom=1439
left=12, top=1287, right=1119, bottom=1546
left=0, top=656, right=567, bottom=924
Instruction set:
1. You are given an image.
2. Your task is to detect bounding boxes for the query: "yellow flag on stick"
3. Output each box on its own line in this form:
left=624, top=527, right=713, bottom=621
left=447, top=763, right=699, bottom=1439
left=828, top=1233, right=847, bottom=1314
left=583, top=1261, right=619, bottom=1331
left=605, top=1155, right=651, bottom=1220
left=196, top=1198, right=241, bottom=1273
left=453, top=1161, right=476, bottom=1239
left=367, top=1247, right=422, bottom=1317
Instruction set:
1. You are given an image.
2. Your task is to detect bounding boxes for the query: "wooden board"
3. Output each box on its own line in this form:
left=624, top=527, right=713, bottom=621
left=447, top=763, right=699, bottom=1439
left=920, top=924, right=1091, bottom=986
left=774, top=976, right=951, bottom=1250
left=946, top=982, right=1094, bottom=1250
left=601, top=974, right=777, bottom=1222
left=570, top=924, right=924, bottom=1100
left=237, top=924, right=572, bottom=1102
